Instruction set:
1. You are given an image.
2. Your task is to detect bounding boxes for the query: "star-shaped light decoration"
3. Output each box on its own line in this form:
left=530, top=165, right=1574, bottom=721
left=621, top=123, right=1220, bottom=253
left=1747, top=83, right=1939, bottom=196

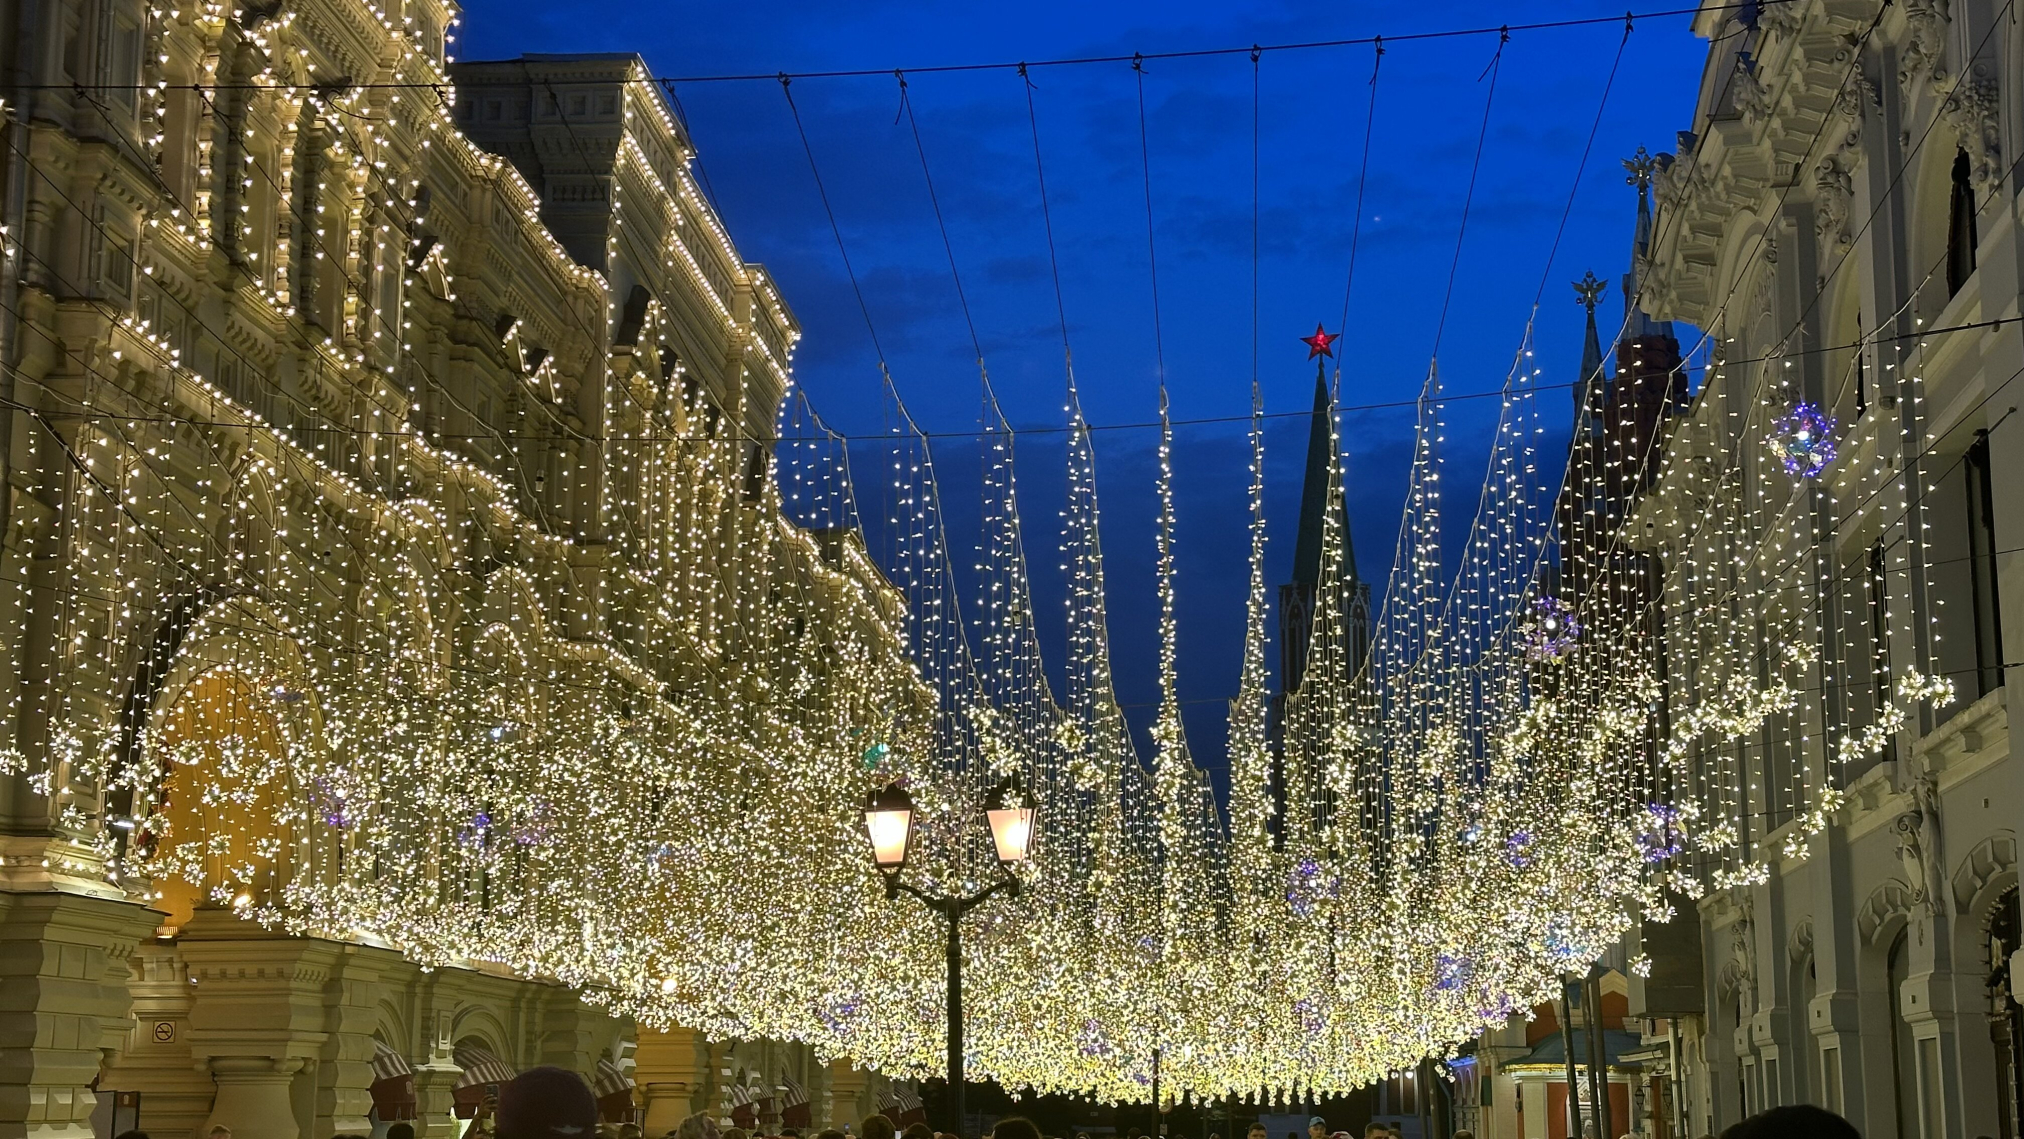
left=1300, top=323, right=1339, bottom=359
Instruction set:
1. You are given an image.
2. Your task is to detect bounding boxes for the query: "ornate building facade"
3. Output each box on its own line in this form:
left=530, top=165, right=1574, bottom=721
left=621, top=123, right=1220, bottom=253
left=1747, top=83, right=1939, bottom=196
left=1471, top=2, right=2024, bottom=1137
left=0, top=3, right=914, bottom=1139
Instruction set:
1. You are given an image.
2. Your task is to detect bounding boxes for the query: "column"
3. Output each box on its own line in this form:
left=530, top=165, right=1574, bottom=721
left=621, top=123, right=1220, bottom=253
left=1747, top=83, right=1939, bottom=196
left=178, top=914, right=345, bottom=1139
left=633, top=1026, right=709, bottom=1138
left=0, top=890, right=159, bottom=1139
left=824, top=1062, right=869, bottom=1133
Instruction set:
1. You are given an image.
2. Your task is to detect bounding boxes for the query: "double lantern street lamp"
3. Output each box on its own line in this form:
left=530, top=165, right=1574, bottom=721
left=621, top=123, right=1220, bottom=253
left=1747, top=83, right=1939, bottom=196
left=862, top=778, right=1038, bottom=1139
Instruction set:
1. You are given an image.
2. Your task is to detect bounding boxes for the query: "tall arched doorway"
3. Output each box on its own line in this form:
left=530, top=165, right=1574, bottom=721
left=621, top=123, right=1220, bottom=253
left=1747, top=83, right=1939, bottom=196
left=148, top=668, right=292, bottom=932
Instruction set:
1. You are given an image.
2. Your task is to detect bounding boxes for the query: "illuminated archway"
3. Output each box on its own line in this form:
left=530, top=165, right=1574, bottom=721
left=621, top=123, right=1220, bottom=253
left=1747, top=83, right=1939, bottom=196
left=149, top=666, right=293, bottom=931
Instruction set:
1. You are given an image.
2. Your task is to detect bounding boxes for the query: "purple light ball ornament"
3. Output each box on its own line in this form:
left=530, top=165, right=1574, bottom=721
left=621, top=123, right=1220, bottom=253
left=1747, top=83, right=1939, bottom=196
left=1767, top=401, right=1839, bottom=478
left=1522, top=596, right=1582, bottom=663
left=1635, top=802, right=1686, bottom=863
left=1286, top=857, right=1341, bottom=918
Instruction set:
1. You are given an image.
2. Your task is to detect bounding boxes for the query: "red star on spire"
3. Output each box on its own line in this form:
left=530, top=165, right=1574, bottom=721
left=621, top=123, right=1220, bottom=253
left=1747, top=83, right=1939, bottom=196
left=1300, top=323, right=1339, bottom=359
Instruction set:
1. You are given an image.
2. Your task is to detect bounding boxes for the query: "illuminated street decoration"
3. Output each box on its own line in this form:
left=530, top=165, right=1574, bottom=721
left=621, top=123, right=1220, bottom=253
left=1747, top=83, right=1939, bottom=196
left=1766, top=401, right=1840, bottom=477
left=1, top=2, right=1961, bottom=1106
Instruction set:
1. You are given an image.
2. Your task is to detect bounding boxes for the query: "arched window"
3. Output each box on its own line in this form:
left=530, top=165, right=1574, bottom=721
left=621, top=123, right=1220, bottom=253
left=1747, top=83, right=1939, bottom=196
left=1990, top=886, right=2022, bottom=1139
left=1946, top=148, right=1978, bottom=296
left=1888, top=930, right=1916, bottom=1139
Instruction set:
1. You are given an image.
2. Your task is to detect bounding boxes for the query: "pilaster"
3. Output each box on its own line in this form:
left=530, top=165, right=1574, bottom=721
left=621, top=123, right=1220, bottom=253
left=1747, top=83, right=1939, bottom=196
left=176, top=915, right=344, bottom=1139
left=633, top=1026, right=708, bottom=1138
left=0, top=890, right=160, bottom=1139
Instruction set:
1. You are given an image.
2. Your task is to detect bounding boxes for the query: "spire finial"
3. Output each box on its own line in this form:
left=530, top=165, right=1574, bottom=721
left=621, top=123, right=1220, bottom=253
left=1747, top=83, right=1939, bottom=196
left=1623, top=145, right=1659, bottom=189
left=1574, top=271, right=1605, bottom=313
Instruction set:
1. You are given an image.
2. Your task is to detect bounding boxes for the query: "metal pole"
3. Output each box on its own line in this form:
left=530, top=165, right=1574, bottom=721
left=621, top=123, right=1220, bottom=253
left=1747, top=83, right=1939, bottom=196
left=1560, top=983, right=1584, bottom=1139
left=1586, top=973, right=1609, bottom=1137
left=947, top=902, right=964, bottom=1138
left=1151, top=1048, right=1161, bottom=1137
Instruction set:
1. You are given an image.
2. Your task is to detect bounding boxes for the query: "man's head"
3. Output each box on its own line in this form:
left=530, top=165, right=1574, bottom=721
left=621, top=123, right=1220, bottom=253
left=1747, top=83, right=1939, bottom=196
left=1245, top=1124, right=1265, bottom=1139
left=209, top=1127, right=232, bottom=1139
left=1364, top=1126, right=1389, bottom=1139
left=1724, top=1106, right=1859, bottom=1139
left=860, top=1115, right=896, bottom=1139
left=388, top=1126, right=415, bottom=1139
left=903, top=1123, right=933, bottom=1139
left=676, top=1115, right=721, bottom=1139
left=991, top=1118, right=1041, bottom=1139
left=1452, top=1132, right=1475, bottom=1139
left=496, top=1067, right=598, bottom=1139
left=1308, top=1118, right=1327, bottom=1139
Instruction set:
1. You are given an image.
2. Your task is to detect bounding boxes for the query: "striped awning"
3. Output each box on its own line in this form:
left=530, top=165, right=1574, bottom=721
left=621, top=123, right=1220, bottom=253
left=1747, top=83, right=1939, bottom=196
left=372, top=1041, right=415, bottom=1081
left=369, top=1041, right=418, bottom=1122
left=728, top=1084, right=754, bottom=1108
left=593, top=1057, right=634, bottom=1099
left=452, top=1044, right=517, bottom=1089
left=892, top=1083, right=922, bottom=1113
left=781, top=1077, right=809, bottom=1109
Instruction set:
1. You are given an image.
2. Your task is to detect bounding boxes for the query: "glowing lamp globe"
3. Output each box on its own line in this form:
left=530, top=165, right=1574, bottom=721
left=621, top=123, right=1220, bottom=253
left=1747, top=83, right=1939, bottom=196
left=862, top=782, right=915, bottom=871
left=983, top=777, right=1037, bottom=865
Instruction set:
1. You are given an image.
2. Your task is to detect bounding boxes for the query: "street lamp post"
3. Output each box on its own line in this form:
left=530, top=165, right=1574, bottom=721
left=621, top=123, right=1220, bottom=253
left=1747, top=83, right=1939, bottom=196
left=862, top=778, right=1037, bottom=1139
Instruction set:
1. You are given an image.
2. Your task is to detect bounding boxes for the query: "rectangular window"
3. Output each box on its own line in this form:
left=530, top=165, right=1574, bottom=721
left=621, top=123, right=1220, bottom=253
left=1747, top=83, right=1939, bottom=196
left=1966, top=432, right=2004, bottom=697
left=1764, top=1056, right=1780, bottom=1108
left=1867, top=542, right=1895, bottom=763
left=103, top=10, right=142, bottom=117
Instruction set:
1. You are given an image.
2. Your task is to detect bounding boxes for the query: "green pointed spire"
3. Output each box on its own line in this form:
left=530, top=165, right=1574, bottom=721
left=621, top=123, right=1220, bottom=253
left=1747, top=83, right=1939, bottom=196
left=1291, top=358, right=1355, bottom=587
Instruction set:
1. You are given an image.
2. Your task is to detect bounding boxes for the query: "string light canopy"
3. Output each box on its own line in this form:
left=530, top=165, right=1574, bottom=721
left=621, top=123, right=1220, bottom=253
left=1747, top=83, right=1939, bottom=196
left=5, top=0, right=1961, bottom=1109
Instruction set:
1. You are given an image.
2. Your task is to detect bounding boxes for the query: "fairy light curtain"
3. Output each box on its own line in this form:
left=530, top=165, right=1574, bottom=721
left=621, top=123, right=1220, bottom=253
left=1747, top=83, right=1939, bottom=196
left=9, top=0, right=1965, bottom=1110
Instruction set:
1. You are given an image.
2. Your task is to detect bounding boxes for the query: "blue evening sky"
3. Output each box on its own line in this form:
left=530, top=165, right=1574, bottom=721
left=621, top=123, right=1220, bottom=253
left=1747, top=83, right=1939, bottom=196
left=459, top=0, right=1712, bottom=790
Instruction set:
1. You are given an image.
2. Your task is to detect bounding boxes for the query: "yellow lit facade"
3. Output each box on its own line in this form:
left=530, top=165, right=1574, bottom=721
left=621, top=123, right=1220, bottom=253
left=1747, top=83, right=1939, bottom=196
left=0, top=3, right=921, bottom=1138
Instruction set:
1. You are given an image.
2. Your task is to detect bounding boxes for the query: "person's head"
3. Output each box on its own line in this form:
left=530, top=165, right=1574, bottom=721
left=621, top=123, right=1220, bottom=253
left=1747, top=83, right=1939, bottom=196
left=388, top=1126, right=415, bottom=1139
left=1246, top=1125, right=1265, bottom=1139
left=209, top=1127, right=232, bottom=1139
left=496, top=1066, right=598, bottom=1139
left=991, top=1118, right=1042, bottom=1139
left=677, top=1114, right=722, bottom=1139
left=1452, top=1132, right=1475, bottom=1139
left=115, top=1131, right=152, bottom=1139
left=721, top=1128, right=749, bottom=1139
left=813, top=1131, right=845, bottom=1139
left=1364, top=1126, right=1388, bottom=1139
left=903, top=1124, right=933, bottom=1139
left=1725, top=1106, right=1860, bottom=1139
left=861, top=1115, right=896, bottom=1139
left=1308, top=1118, right=1327, bottom=1139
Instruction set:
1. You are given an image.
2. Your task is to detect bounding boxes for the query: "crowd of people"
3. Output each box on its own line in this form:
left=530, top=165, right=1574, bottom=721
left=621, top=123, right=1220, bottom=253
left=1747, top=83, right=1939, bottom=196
left=104, top=1069, right=1872, bottom=1139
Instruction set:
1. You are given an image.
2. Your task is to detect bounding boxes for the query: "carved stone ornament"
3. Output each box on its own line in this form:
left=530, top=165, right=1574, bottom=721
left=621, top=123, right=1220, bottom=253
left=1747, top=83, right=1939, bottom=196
left=1943, top=77, right=2002, bottom=199
left=1834, top=64, right=1879, bottom=124
left=1731, top=891, right=1758, bottom=989
left=1894, top=775, right=1947, bottom=930
left=1898, top=0, right=1951, bottom=90
left=1815, top=151, right=1854, bottom=249
left=1758, top=1, right=1803, bottom=39
left=1731, top=52, right=1774, bottom=122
